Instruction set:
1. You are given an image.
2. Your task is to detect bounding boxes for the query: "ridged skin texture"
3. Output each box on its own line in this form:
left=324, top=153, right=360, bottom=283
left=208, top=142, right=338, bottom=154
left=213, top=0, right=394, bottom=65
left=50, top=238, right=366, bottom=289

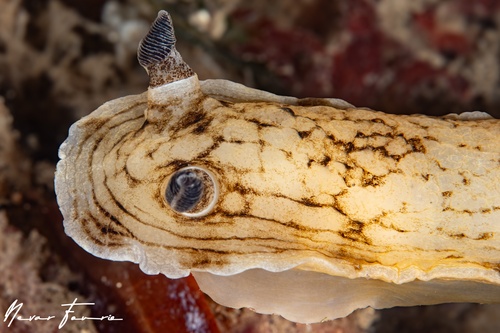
left=55, top=10, right=500, bottom=323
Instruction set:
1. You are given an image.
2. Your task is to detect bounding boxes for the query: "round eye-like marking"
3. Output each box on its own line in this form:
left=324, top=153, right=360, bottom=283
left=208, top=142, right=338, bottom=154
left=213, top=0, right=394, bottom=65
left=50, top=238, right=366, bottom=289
left=165, top=166, right=219, bottom=217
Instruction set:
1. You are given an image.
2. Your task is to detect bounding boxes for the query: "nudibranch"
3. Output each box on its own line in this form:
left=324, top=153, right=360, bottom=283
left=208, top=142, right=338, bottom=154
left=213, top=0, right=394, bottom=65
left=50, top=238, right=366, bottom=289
left=55, top=11, right=500, bottom=323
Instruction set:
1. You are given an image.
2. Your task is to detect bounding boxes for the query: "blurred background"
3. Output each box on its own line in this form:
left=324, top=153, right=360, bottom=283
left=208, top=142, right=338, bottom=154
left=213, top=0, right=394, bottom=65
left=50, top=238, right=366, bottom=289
left=0, top=0, right=499, bottom=332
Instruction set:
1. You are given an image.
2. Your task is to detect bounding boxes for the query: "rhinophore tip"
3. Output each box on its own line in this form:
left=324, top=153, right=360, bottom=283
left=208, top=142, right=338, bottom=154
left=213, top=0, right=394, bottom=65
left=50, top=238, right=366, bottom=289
left=138, top=10, right=194, bottom=87
left=138, top=10, right=175, bottom=68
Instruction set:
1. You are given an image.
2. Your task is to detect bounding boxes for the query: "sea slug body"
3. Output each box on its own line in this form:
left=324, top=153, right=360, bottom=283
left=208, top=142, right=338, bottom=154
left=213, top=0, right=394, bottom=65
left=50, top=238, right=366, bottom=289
left=55, top=10, right=500, bottom=323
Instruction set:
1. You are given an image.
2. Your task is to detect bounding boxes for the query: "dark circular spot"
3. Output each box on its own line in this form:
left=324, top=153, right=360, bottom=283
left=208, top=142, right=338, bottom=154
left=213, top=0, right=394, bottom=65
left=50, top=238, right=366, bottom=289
left=166, top=170, right=204, bottom=213
left=164, top=166, right=219, bottom=217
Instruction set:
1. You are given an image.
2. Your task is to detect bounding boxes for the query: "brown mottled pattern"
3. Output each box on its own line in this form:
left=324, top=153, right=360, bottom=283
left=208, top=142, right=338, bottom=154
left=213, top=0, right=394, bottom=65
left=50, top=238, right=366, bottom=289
left=55, top=83, right=500, bottom=285
left=147, top=49, right=194, bottom=87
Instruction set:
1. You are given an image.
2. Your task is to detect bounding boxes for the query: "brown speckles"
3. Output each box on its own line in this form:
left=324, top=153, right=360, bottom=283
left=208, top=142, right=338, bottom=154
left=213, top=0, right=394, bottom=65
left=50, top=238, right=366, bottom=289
left=459, top=171, right=471, bottom=185
left=344, top=142, right=355, bottom=153
left=147, top=57, right=195, bottom=88
left=99, top=225, right=123, bottom=237
left=446, top=232, right=492, bottom=241
left=195, top=137, right=223, bottom=159
left=123, top=165, right=142, bottom=188
left=177, top=109, right=207, bottom=131
left=339, top=220, right=371, bottom=245
left=476, top=232, right=493, bottom=240
left=400, top=202, right=408, bottom=213
left=154, top=183, right=168, bottom=208
left=435, top=160, right=448, bottom=171
left=298, top=197, right=324, bottom=208
left=407, top=138, right=426, bottom=154
left=445, top=255, right=463, bottom=259
left=390, top=154, right=403, bottom=162
left=441, top=205, right=485, bottom=216
left=283, top=221, right=312, bottom=233
left=390, top=224, right=408, bottom=233
left=192, top=118, right=212, bottom=134
left=165, top=159, right=190, bottom=170
left=82, top=116, right=109, bottom=132
left=408, top=120, right=430, bottom=130
left=361, top=172, right=384, bottom=187
left=306, top=155, right=331, bottom=168
left=442, top=191, right=453, bottom=197
left=355, top=131, right=368, bottom=138
left=371, top=118, right=387, bottom=125
left=280, top=107, right=295, bottom=116
left=231, top=183, right=255, bottom=196
left=281, top=149, right=293, bottom=160
left=298, top=130, right=311, bottom=139
left=320, top=155, right=331, bottom=166
left=190, top=256, right=229, bottom=270
left=327, top=134, right=336, bottom=142
left=218, top=100, right=233, bottom=108
left=331, top=198, right=348, bottom=217
left=248, top=118, right=273, bottom=128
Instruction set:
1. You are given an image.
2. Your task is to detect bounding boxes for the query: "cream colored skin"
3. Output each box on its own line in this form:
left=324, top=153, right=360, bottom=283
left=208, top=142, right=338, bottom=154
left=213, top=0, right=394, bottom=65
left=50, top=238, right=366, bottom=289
left=55, top=11, right=500, bottom=324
